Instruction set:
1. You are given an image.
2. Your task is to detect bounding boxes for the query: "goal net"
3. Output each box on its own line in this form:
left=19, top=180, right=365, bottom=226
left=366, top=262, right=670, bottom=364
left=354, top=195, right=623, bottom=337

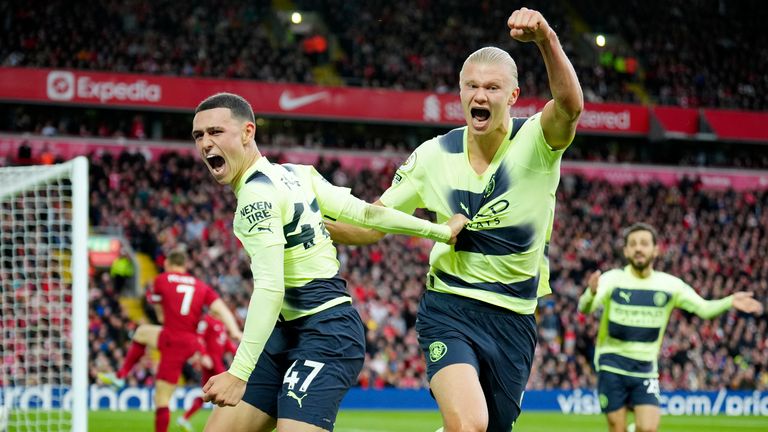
left=0, top=157, right=88, bottom=431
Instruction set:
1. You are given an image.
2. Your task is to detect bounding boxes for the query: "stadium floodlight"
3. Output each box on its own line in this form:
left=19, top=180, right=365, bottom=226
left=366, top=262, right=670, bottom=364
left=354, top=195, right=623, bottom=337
left=0, top=157, right=88, bottom=432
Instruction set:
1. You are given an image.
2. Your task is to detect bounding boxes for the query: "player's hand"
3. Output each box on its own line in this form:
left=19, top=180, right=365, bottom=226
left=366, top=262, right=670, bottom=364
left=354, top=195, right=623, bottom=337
left=587, top=270, right=601, bottom=294
left=201, top=354, right=214, bottom=370
left=508, top=7, right=552, bottom=43
left=202, top=371, right=247, bottom=407
left=446, top=213, right=470, bottom=245
left=732, top=292, right=764, bottom=315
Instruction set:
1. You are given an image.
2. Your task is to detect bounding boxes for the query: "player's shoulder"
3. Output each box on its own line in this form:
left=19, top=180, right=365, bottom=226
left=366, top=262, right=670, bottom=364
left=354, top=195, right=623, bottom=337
left=513, top=113, right=543, bottom=140
left=601, top=268, right=625, bottom=279
left=652, top=270, right=687, bottom=289
left=432, top=126, right=466, bottom=155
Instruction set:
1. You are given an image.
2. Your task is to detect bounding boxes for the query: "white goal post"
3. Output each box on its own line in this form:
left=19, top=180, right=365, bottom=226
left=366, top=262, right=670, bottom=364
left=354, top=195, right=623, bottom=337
left=0, top=156, right=88, bottom=431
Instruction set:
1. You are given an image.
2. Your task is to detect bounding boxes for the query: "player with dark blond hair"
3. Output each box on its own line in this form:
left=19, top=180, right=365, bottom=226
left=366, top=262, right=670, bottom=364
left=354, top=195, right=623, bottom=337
left=325, top=7, right=583, bottom=431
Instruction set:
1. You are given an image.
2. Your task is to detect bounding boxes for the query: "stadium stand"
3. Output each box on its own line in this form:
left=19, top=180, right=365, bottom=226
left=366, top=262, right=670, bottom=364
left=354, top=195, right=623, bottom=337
left=2, top=0, right=766, bottom=109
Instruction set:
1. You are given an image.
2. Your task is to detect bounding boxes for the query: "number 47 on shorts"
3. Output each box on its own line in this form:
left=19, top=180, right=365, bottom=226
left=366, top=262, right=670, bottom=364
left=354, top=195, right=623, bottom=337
left=283, top=360, right=325, bottom=392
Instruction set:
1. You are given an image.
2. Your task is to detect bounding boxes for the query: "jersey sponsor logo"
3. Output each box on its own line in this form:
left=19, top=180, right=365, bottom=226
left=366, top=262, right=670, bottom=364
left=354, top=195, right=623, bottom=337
left=392, top=172, right=403, bottom=185
left=399, top=152, right=417, bottom=173
left=278, top=91, right=329, bottom=111
left=287, top=390, right=307, bottom=408
left=428, top=341, right=447, bottom=362
left=240, top=201, right=273, bottom=231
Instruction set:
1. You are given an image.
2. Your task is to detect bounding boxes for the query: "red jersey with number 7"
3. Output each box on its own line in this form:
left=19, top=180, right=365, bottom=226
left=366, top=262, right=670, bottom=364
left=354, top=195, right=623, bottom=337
left=147, top=272, right=219, bottom=335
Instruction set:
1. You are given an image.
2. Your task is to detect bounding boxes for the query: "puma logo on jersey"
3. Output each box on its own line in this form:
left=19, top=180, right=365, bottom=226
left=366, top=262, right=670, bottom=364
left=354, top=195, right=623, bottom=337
left=619, top=291, right=632, bottom=303
left=287, top=390, right=307, bottom=408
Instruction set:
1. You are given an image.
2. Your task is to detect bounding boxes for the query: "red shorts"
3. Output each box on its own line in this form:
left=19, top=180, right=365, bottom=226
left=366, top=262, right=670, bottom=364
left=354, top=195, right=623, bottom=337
left=156, top=329, right=199, bottom=383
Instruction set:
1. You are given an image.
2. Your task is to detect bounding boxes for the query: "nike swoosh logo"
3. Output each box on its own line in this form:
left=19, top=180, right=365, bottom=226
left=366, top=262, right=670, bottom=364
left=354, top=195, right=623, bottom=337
left=278, top=91, right=329, bottom=111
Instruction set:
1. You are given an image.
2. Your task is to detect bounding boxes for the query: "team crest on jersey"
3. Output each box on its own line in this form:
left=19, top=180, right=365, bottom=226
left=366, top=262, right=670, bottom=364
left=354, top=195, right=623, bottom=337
left=428, top=341, right=447, bottom=362
left=653, top=292, right=669, bottom=306
left=399, top=152, right=417, bottom=173
left=483, top=174, right=497, bottom=198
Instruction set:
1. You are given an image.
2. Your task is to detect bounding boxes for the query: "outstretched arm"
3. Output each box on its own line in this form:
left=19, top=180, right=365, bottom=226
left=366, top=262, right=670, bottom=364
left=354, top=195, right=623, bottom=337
left=509, top=7, right=583, bottom=150
left=324, top=200, right=388, bottom=245
left=311, top=171, right=467, bottom=244
left=677, top=287, right=763, bottom=319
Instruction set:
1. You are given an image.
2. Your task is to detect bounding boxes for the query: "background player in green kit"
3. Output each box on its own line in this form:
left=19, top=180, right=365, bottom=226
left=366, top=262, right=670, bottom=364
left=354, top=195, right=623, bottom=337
left=326, top=7, right=584, bottom=431
left=191, top=92, right=467, bottom=432
left=578, top=223, right=764, bottom=432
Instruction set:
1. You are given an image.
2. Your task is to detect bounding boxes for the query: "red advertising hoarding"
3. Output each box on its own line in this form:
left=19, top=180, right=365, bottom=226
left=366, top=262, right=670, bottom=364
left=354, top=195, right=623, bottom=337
left=1, top=67, right=765, bottom=141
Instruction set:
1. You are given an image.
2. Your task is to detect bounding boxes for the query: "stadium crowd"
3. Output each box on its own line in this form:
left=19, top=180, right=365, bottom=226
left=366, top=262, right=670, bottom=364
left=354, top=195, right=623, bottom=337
left=2, top=0, right=766, bottom=109
left=75, top=150, right=767, bottom=392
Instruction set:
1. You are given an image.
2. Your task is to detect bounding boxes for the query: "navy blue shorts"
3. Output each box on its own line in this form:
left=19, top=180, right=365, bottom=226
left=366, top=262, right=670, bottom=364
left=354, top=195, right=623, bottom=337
left=241, top=303, right=365, bottom=431
left=598, top=370, right=660, bottom=413
left=416, top=291, right=537, bottom=432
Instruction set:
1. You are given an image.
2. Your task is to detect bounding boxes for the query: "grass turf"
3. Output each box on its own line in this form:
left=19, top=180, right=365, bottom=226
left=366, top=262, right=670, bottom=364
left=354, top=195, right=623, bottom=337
left=8, top=409, right=766, bottom=431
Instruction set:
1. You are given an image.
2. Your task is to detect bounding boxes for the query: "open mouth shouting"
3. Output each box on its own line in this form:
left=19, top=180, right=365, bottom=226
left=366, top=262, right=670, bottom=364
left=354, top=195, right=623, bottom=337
left=206, top=154, right=226, bottom=177
left=471, top=107, right=491, bottom=130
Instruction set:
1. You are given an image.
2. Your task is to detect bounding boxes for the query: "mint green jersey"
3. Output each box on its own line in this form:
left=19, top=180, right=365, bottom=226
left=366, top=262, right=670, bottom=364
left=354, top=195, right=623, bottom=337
left=233, top=157, right=351, bottom=321
left=380, top=114, right=564, bottom=315
left=578, top=266, right=733, bottom=378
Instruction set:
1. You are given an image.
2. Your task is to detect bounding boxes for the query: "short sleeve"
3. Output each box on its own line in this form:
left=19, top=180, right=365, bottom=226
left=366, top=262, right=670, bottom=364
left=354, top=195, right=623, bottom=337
left=521, top=113, right=566, bottom=171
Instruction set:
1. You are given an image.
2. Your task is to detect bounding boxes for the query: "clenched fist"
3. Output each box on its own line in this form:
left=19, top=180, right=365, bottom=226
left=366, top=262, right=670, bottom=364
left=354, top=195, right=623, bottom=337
left=508, top=7, right=552, bottom=43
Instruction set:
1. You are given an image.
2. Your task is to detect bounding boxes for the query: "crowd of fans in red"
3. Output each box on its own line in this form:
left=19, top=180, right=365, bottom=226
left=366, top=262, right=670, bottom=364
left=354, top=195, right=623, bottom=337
left=2, top=0, right=765, bottom=109
left=76, top=150, right=767, bottom=391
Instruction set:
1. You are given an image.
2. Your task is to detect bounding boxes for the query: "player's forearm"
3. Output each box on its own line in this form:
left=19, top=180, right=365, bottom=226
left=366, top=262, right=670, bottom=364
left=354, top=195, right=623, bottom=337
left=210, top=299, right=241, bottom=339
left=536, top=30, right=583, bottom=121
left=693, top=296, right=734, bottom=319
left=335, top=196, right=450, bottom=243
left=228, top=246, right=285, bottom=382
left=577, top=288, right=595, bottom=313
left=325, top=219, right=386, bottom=245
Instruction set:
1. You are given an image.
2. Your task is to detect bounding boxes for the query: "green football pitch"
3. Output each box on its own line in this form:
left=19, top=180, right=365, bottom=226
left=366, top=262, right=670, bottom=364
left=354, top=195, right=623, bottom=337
left=9, top=410, right=767, bottom=431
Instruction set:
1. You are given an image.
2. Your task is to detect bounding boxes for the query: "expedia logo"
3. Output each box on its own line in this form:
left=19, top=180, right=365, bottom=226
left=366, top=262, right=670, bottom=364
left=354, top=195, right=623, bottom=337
left=46, top=71, right=75, bottom=101
left=428, top=341, right=447, bottom=362
left=45, top=70, right=162, bottom=103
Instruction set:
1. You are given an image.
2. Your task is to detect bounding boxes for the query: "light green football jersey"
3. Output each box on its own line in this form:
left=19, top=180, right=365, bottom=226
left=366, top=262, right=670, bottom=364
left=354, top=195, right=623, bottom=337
left=580, top=266, right=733, bottom=378
left=380, top=114, right=564, bottom=315
left=233, top=157, right=352, bottom=321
